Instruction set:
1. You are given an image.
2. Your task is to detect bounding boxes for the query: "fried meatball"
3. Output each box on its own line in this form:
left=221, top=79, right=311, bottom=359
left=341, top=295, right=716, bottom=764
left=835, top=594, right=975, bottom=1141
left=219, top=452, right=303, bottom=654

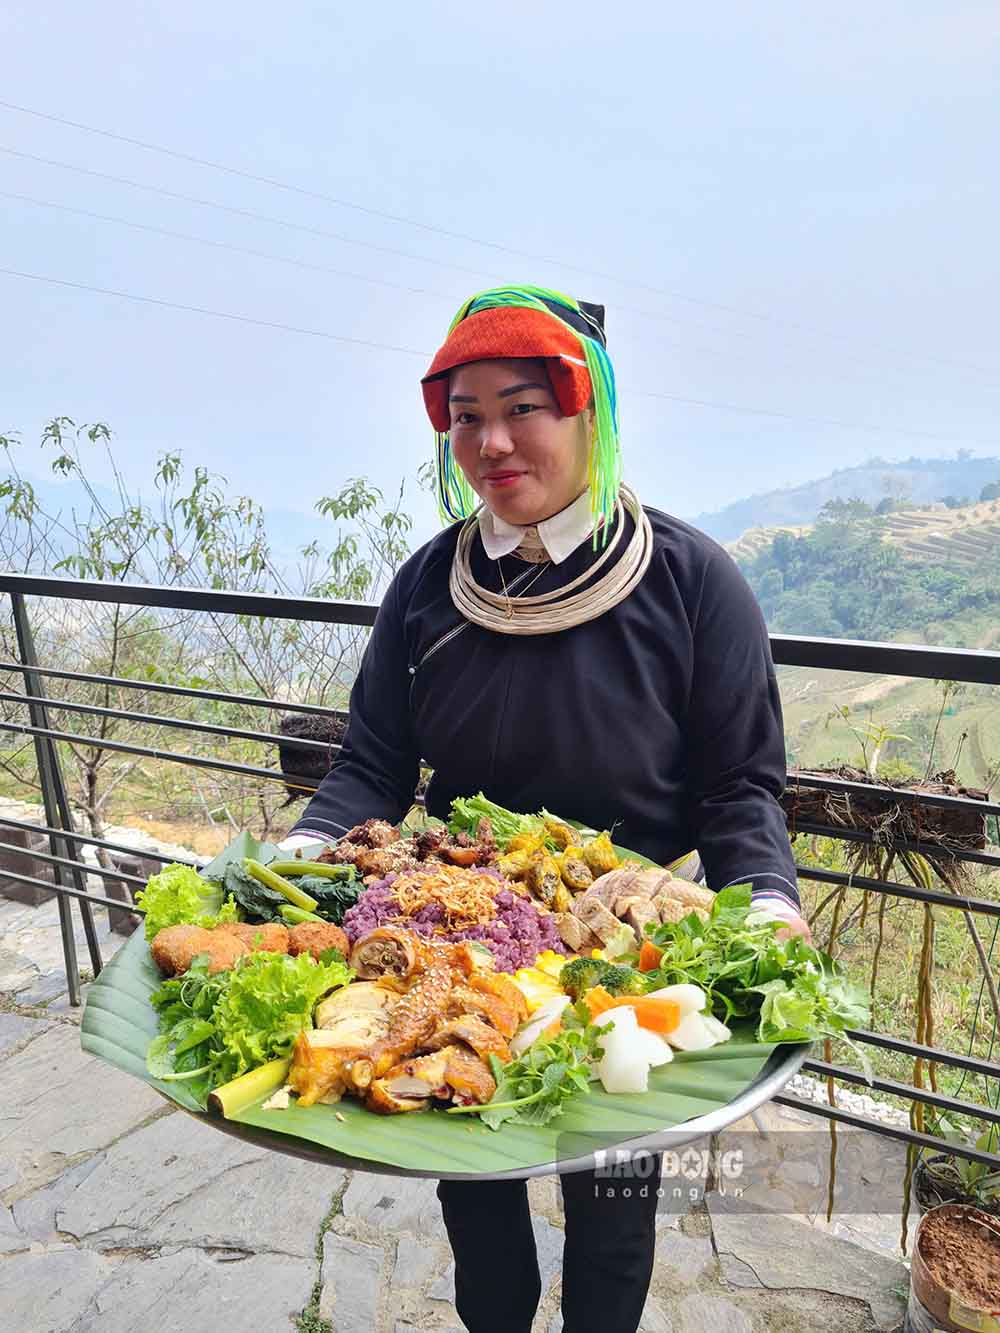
left=215, top=921, right=290, bottom=954
left=288, top=921, right=349, bottom=961
left=150, top=924, right=248, bottom=976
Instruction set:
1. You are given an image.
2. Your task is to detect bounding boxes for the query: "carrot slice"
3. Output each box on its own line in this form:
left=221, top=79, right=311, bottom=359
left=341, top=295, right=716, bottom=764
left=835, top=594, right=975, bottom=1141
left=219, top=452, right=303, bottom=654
left=584, top=985, right=617, bottom=1018
left=584, top=986, right=681, bottom=1034
left=638, top=940, right=662, bottom=972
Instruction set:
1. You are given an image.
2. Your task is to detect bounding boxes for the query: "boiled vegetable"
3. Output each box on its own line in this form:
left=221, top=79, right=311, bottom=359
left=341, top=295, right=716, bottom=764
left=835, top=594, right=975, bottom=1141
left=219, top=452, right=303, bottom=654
left=584, top=987, right=682, bottom=1035
left=638, top=940, right=663, bottom=972
left=208, top=1058, right=291, bottom=1118
left=245, top=858, right=318, bottom=912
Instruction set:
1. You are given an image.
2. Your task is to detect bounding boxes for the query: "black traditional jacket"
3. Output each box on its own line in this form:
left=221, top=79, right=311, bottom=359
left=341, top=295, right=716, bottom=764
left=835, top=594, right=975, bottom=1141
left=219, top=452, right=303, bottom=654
left=292, top=506, right=799, bottom=907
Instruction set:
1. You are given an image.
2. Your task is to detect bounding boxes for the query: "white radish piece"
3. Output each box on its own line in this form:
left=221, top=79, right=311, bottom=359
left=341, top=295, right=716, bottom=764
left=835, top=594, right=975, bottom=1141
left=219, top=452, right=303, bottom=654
left=630, top=1026, right=674, bottom=1067
left=700, top=1014, right=732, bottom=1044
left=665, top=1011, right=720, bottom=1052
left=510, top=994, right=571, bottom=1056
left=644, top=984, right=707, bottom=1017
left=592, top=1008, right=652, bottom=1093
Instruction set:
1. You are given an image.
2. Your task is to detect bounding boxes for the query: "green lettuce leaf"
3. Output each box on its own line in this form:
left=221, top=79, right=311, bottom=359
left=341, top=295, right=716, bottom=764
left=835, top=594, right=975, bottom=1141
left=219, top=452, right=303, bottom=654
left=135, top=863, right=239, bottom=941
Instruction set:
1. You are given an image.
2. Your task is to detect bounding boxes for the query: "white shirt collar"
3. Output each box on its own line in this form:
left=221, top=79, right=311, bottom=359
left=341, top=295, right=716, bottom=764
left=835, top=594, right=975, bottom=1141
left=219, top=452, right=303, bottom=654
left=478, top=489, right=594, bottom=565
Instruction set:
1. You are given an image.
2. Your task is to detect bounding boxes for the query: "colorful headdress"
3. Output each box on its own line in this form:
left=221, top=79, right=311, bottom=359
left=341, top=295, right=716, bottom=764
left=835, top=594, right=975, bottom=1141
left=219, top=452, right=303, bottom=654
left=420, top=285, right=621, bottom=543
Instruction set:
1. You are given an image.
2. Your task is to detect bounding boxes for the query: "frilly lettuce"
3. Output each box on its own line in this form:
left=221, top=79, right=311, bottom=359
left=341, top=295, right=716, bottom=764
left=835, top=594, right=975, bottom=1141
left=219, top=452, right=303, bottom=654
left=135, top=862, right=239, bottom=941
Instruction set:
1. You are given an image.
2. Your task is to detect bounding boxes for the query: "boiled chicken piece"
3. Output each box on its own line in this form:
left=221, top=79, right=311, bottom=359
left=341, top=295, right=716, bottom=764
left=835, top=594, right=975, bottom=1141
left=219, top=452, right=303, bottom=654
left=315, top=981, right=398, bottom=1029
left=447, top=985, right=519, bottom=1039
left=424, top=1014, right=511, bottom=1064
left=376, top=1047, right=453, bottom=1098
left=289, top=1015, right=390, bottom=1108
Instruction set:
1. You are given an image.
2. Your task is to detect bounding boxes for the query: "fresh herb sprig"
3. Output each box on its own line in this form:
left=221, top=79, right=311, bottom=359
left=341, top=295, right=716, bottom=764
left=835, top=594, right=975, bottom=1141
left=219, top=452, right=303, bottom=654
left=646, top=884, right=870, bottom=1045
left=448, top=1009, right=604, bottom=1130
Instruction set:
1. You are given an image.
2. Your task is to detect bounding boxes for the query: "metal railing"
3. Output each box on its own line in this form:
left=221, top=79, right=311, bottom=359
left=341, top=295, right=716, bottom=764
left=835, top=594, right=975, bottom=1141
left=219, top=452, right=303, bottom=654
left=1, top=571, right=999, bottom=1173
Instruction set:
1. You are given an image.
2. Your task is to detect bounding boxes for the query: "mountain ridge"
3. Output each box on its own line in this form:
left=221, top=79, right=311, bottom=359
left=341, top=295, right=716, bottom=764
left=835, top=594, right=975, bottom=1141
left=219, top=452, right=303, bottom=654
left=690, top=455, right=1000, bottom=542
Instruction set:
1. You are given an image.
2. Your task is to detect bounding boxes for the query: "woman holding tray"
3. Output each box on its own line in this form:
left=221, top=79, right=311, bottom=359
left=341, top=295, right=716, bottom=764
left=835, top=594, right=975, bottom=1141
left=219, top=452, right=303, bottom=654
left=282, top=285, right=809, bottom=1333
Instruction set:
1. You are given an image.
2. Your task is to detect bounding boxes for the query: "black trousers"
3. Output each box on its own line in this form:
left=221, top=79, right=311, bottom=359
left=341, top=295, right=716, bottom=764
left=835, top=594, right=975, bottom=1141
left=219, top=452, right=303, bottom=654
left=436, top=1157, right=661, bottom=1333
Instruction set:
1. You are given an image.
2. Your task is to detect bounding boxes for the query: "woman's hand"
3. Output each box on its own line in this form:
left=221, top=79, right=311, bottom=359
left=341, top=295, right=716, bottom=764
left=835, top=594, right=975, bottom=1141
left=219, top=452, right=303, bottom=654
left=748, top=899, right=812, bottom=945
left=774, top=912, right=812, bottom=945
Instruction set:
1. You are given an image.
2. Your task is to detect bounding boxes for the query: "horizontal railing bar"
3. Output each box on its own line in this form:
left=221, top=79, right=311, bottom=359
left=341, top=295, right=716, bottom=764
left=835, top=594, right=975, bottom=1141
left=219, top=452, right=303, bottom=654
left=790, top=819, right=1000, bottom=869
left=0, top=812, right=199, bottom=866
left=795, top=862, right=1000, bottom=917
left=0, top=838, right=148, bottom=887
left=0, top=572, right=379, bottom=625
left=0, top=660, right=350, bottom=722
left=0, top=689, right=343, bottom=754
left=845, top=1028, right=1000, bottom=1079
left=0, top=718, right=322, bottom=791
left=2, top=575, right=998, bottom=684
left=771, top=633, right=1000, bottom=685
left=0, top=865, right=146, bottom=914
left=788, top=771, right=1000, bottom=819
left=772, top=1094, right=1000, bottom=1168
left=802, top=1059, right=1000, bottom=1125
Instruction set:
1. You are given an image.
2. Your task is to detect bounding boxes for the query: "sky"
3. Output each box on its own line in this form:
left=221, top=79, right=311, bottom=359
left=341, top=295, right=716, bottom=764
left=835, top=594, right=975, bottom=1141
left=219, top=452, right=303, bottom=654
left=1, top=2, right=999, bottom=546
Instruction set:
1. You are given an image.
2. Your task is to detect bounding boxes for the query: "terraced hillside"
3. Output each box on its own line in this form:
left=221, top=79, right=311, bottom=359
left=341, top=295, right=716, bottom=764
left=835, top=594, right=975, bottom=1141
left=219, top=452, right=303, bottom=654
left=727, top=498, right=1000, bottom=567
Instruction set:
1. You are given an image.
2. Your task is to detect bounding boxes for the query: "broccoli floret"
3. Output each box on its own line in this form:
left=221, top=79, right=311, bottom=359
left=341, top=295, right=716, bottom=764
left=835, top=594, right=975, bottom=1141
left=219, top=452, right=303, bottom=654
left=601, top=964, right=648, bottom=997
left=559, top=957, right=611, bottom=1001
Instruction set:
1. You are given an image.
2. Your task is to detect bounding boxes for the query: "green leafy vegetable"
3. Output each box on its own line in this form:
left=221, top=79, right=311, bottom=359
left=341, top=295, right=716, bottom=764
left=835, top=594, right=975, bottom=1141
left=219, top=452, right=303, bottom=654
left=294, top=873, right=362, bottom=925
left=647, top=884, right=870, bottom=1045
left=216, top=858, right=286, bottom=921
left=448, top=793, right=548, bottom=850
left=214, top=858, right=360, bottom=925
left=210, top=950, right=352, bottom=1085
left=449, top=1015, right=604, bottom=1130
left=146, top=949, right=353, bottom=1105
left=135, top=863, right=239, bottom=941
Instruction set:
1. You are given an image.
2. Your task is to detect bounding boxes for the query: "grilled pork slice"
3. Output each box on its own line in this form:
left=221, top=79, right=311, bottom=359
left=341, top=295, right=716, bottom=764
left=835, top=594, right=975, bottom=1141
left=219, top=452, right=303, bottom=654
left=444, top=1045, right=497, bottom=1105
left=424, top=1015, right=511, bottom=1064
left=447, top=985, right=518, bottom=1039
left=554, top=912, right=600, bottom=953
left=573, top=895, right=625, bottom=946
left=617, top=895, right=660, bottom=940
left=466, top=971, right=529, bottom=1022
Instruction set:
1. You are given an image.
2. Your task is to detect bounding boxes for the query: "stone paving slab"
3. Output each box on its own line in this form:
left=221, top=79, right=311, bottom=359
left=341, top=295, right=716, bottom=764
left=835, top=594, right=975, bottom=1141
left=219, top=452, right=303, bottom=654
left=708, top=1196, right=907, bottom=1331
left=57, top=1110, right=342, bottom=1258
left=0, top=1244, right=315, bottom=1333
left=0, top=1023, right=165, bottom=1201
left=0, top=1010, right=51, bottom=1058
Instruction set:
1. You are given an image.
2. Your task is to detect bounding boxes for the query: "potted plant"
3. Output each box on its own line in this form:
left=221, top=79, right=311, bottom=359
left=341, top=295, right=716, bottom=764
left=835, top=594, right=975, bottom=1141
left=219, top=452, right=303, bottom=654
left=905, top=1204, right=1000, bottom=1332
left=914, top=1118, right=1000, bottom=1218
